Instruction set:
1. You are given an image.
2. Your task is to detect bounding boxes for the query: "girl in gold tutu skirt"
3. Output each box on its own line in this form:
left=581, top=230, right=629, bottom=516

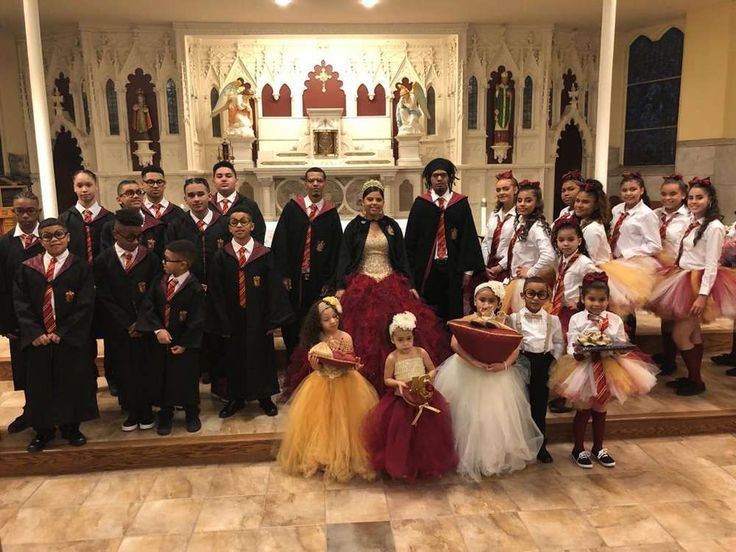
left=277, top=297, right=378, bottom=481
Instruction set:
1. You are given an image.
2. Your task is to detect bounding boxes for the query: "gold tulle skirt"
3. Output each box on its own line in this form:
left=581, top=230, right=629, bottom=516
left=277, top=369, right=379, bottom=482
left=600, top=256, right=660, bottom=315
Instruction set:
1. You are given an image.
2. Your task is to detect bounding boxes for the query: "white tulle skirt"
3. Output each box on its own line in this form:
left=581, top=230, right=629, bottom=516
left=434, top=354, right=543, bottom=481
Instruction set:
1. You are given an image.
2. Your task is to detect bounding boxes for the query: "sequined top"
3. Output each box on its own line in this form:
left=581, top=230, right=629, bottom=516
left=357, top=231, right=393, bottom=282
left=393, top=357, right=426, bottom=382
left=311, top=337, right=355, bottom=379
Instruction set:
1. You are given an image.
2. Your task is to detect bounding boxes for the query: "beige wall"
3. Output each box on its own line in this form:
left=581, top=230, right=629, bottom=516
left=0, top=27, right=28, bottom=172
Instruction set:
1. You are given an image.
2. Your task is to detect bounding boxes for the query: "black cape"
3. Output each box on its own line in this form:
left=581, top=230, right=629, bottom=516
left=13, top=253, right=98, bottom=428
left=101, top=212, right=168, bottom=258
left=210, top=193, right=266, bottom=244
left=142, top=202, right=186, bottom=226
left=59, top=206, right=114, bottom=265
left=208, top=242, right=293, bottom=400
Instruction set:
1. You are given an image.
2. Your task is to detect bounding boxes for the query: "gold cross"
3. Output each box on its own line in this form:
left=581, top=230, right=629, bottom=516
left=316, top=68, right=332, bottom=93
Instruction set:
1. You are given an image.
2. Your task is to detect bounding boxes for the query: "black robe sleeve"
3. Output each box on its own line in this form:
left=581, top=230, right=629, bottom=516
left=55, top=261, right=96, bottom=348
left=270, top=202, right=295, bottom=279
left=264, top=253, right=294, bottom=330
left=135, top=283, right=164, bottom=333
left=176, top=283, right=206, bottom=349
left=93, top=253, right=135, bottom=331
left=101, top=221, right=114, bottom=251
left=205, top=250, right=230, bottom=337
left=12, top=266, right=46, bottom=346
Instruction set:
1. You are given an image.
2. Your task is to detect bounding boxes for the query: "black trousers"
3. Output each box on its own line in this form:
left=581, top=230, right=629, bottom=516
left=423, top=261, right=463, bottom=321
left=523, top=351, right=555, bottom=443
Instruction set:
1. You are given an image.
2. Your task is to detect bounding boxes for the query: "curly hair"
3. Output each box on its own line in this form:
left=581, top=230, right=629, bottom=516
left=577, top=179, right=611, bottom=233
left=689, top=180, right=723, bottom=246
left=516, top=182, right=550, bottom=241
left=620, top=172, right=652, bottom=207
left=299, top=299, right=341, bottom=349
left=551, top=218, right=590, bottom=258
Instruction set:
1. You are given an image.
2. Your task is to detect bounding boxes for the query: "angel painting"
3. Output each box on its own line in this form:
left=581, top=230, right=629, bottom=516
left=396, top=83, right=430, bottom=136
left=211, top=77, right=256, bottom=138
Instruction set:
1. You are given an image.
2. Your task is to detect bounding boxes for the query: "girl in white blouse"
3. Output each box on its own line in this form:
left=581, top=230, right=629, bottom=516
left=498, top=181, right=556, bottom=313
left=482, top=170, right=518, bottom=282
left=649, top=178, right=736, bottom=396
left=554, top=170, right=582, bottom=223
left=573, top=179, right=611, bottom=266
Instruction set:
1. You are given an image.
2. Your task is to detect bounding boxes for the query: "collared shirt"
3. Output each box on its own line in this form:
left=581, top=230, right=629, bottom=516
left=566, top=309, right=628, bottom=355
left=581, top=221, right=611, bottom=265
left=556, top=252, right=597, bottom=307
left=553, top=206, right=574, bottom=223
left=728, top=222, right=736, bottom=240
left=231, top=237, right=254, bottom=261
left=114, top=243, right=139, bottom=269
left=42, top=249, right=70, bottom=318
left=678, top=217, right=725, bottom=296
left=75, top=202, right=102, bottom=219
left=190, top=209, right=214, bottom=228
left=144, top=197, right=170, bottom=212
left=481, top=206, right=516, bottom=265
left=430, top=189, right=453, bottom=260
left=507, top=307, right=565, bottom=359
left=215, top=191, right=238, bottom=206
left=303, top=196, right=324, bottom=214
left=166, top=270, right=190, bottom=294
left=13, top=223, right=39, bottom=238
left=499, top=218, right=557, bottom=277
left=610, top=200, right=662, bottom=259
left=654, top=204, right=690, bottom=259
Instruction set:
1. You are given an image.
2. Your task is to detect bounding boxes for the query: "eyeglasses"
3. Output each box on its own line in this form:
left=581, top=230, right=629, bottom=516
left=229, top=219, right=252, bottom=227
left=523, top=290, right=550, bottom=300
left=40, top=230, right=68, bottom=241
left=163, top=257, right=185, bottom=264
left=143, top=179, right=165, bottom=186
left=115, top=232, right=140, bottom=242
left=12, top=207, right=39, bottom=215
left=120, top=189, right=146, bottom=197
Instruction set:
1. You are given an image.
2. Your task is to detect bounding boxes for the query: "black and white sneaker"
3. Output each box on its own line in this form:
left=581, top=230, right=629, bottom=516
left=138, top=418, right=156, bottom=430
left=571, top=450, right=593, bottom=469
left=121, top=417, right=139, bottom=432
left=593, top=448, right=616, bottom=468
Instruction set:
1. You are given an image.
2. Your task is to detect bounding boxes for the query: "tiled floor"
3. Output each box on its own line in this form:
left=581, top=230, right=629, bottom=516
left=1, top=433, right=736, bottom=551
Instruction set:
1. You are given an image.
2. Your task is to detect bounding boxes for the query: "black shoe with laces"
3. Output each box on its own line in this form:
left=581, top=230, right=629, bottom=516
left=571, top=450, right=593, bottom=469
left=592, top=448, right=616, bottom=467
left=121, top=416, right=139, bottom=432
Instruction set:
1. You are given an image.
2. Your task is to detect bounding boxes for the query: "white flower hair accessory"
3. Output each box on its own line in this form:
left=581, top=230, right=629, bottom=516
left=389, top=311, right=417, bottom=336
left=318, top=296, right=343, bottom=315
left=474, top=281, right=505, bottom=303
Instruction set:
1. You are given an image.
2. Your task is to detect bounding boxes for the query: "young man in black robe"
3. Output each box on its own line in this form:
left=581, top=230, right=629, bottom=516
left=101, top=179, right=167, bottom=258
left=94, top=209, right=162, bottom=431
left=210, top=161, right=266, bottom=243
left=271, top=167, right=342, bottom=356
left=13, top=218, right=98, bottom=452
left=136, top=240, right=205, bottom=435
left=141, top=165, right=186, bottom=225
left=209, top=208, right=293, bottom=418
left=404, top=158, right=484, bottom=320
left=0, top=190, right=44, bottom=434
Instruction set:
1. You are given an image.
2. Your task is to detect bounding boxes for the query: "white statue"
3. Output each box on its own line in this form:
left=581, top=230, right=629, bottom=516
left=395, top=82, right=430, bottom=136
left=211, top=77, right=256, bottom=138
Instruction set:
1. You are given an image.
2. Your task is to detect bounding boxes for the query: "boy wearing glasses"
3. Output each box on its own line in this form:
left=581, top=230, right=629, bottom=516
left=0, top=190, right=44, bottom=434
left=102, top=179, right=166, bottom=257
left=136, top=240, right=205, bottom=435
left=141, top=165, right=185, bottom=225
left=94, top=209, right=162, bottom=431
left=13, top=218, right=98, bottom=452
left=506, top=277, right=564, bottom=463
left=208, top=208, right=292, bottom=418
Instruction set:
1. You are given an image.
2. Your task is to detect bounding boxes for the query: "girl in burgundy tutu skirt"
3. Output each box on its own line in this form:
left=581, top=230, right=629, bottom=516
left=364, top=312, right=457, bottom=481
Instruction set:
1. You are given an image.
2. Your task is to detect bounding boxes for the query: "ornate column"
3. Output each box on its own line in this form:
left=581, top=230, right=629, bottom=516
left=594, top=0, right=617, bottom=188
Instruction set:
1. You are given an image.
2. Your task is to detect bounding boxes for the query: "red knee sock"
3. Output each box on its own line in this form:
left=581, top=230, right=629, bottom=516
left=680, top=344, right=704, bottom=384
left=572, top=409, right=592, bottom=453
left=591, top=410, right=607, bottom=452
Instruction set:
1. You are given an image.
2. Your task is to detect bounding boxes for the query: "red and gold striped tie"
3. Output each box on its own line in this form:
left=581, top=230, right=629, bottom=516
left=21, top=234, right=36, bottom=249
left=487, top=213, right=512, bottom=267
left=164, top=277, right=177, bottom=327
left=659, top=212, right=674, bottom=241
left=550, top=251, right=579, bottom=315
left=123, top=252, right=134, bottom=272
left=675, top=221, right=700, bottom=267
left=505, top=224, right=523, bottom=274
left=220, top=198, right=230, bottom=214
left=436, top=197, right=448, bottom=259
left=196, top=219, right=206, bottom=233
left=82, top=209, right=94, bottom=263
left=301, top=204, right=318, bottom=275
left=152, top=204, right=163, bottom=219
left=238, top=247, right=247, bottom=308
left=43, top=257, right=57, bottom=334
left=587, top=315, right=611, bottom=404
left=609, top=211, right=629, bottom=254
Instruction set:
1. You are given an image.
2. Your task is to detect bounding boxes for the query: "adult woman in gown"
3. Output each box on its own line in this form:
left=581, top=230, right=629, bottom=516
left=283, top=180, right=451, bottom=396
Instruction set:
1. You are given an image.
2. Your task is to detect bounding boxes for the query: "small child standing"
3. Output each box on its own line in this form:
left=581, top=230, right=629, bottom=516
left=507, top=277, right=564, bottom=463
left=551, top=272, right=658, bottom=469
left=364, top=311, right=457, bottom=481
left=278, top=297, right=379, bottom=481
left=136, top=240, right=206, bottom=435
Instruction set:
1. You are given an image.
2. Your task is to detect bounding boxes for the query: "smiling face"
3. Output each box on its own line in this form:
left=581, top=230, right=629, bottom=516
left=495, top=179, right=517, bottom=210
left=391, top=327, right=415, bottom=354
left=516, top=189, right=538, bottom=217
left=560, top=180, right=581, bottom=207
left=117, top=182, right=145, bottom=210
left=73, top=173, right=97, bottom=207
left=228, top=211, right=254, bottom=242
left=687, top=186, right=710, bottom=219
left=583, top=287, right=609, bottom=316
left=39, top=224, right=70, bottom=257
left=304, top=171, right=326, bottom=202
left=213, top=167, right=238, bottom=196
left=12, top=197, right=40, bottom=234
left=574, top=190, right=595, bottom=219
left=474, top=288, right=499, bottom=317
left=362, top=190, right=384, bottom=218
left=556, top=227, right=582, bottom=257
left=319, top=306, right=340, bottom=334
left=620, top=179, right=644, bottom=208
left=660, top=182, right=685, bottom=213
left=184, top=182, right=210, bottom=217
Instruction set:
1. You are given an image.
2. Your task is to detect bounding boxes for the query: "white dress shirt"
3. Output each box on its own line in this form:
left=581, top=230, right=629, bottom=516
left=555, top=253, right=597, bottom=308
left=231, top=237, right=254, bottom=261
left=653, top=205, right=690, bottom=259
left=566, top=310, right=627, bottom=355
left=581, top=221, right=611, bottom=265
left=303, top=196, right=324, bottom=214
left=507, top=307, right=565, bottom=359
left=42, top=249, right=70, bottom=318
left=14, top=223, right=39, bottom=239
left=166, top=271, right=190, bottom=293
left=215, top=191, right=238, bottom=210
left=481, top=207, right=516, bottom=265
left=430, top=189, right=453, bottom=260
left=144, top=197, right=170, bottom=212
left=727, top=221, right=736, bottom=240
left=190, top=209, right=214, bottom=228
left=677, top=217, right=725, bottom=296
left=75, top=202, right=102, bottom=219
left=553, top=206, right=574, bottom=223
left=114, top=243, right=139, bottom=269
left=610, top=200, right=662, bottom=259
left=499, top=218, right=556, bottom=277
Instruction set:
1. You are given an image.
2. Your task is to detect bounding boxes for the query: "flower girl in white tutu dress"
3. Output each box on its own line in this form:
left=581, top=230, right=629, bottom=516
left=434, top=281, right=543, bottom=480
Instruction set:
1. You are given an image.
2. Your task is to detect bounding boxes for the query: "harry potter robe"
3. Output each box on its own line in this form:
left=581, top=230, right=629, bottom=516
left=404, top=192, right=484, bottom=319
left=142, top=202, right=186, bottom=226
left=0, top=230, right=44, bottom=390
left=13, top=253, right=99, bottom=429
left=59, top=206, right=114, bottom=265
left=208, top=243, right=293, bottom=401
left=94, top=247, right=162, bottom=413
left=101, top=212, right=168, bottom=259
left=136, top=273, right=206, bottom=407
left=270, top=197, right=342, bottom=352
left=209, top=193, right=266, bottom=244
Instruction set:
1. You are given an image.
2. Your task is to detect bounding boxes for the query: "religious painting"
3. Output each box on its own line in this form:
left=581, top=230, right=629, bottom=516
left=125, top=68, right=161, bottom=170
left=486, top=66, right=515, bottom=164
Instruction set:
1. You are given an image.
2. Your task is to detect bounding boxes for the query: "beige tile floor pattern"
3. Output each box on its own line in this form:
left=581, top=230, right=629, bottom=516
left=2, top=433, right=736, bottom=550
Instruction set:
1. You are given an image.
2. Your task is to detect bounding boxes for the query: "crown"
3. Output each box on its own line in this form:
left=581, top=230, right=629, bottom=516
left=362, top=179, right=384, bottom=193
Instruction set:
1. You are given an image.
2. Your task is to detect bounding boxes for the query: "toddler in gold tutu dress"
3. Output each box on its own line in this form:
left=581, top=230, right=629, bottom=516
left=277, top=297, right=378, bottom=481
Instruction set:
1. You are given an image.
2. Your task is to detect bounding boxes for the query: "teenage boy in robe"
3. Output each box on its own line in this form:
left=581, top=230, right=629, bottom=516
left=14, top=218, right=98, bottom=452
left=210, top=161, right=266, bottom=243
left=209, top=207, right=293, bottom=418
left=141, top=165, right=186, bottom=225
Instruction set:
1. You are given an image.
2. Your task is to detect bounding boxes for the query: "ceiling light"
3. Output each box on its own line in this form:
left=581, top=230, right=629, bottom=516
left=361, top=0, right=379, bottom=7
left=275, top=0, right=292, bottom=7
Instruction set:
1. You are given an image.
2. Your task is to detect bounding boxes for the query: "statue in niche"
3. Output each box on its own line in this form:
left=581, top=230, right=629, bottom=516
left=494, top=71, right=514, bottom=133
left=211, top=77, right=256, bottom=138
left=395, top=82, right=430, bottom=136
left=131, top=88, right=153, bottom=139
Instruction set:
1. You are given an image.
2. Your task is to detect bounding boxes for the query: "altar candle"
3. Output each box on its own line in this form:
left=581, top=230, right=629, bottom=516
left=480, top=197, right=487, bottom=237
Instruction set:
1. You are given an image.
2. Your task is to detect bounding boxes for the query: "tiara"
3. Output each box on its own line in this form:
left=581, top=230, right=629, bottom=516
left=362, top=179, right=384, bottom=193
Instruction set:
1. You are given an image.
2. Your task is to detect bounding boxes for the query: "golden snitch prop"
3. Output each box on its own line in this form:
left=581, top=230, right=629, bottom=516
left=400, top=374, right=440, bottom=426
left=574, top=328, right=636, bottom=353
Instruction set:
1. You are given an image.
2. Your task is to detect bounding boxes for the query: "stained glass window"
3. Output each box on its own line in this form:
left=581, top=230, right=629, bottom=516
left=105, top=79, right=119, bottom=135
left=522, top=76, right=533, bottom=129
left=166, top=79, right=179, bottom=135
left=211, top=87, right=221, bottom=138
left=468, top=77, right=478, bottom=129
left=426, top=86, right=436, bottom=135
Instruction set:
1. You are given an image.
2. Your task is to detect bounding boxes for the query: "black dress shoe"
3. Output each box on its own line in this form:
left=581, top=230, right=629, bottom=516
left=712, top=353, right=736, bottom=366
left=157, top=411, right=173, bottom=436
left=726, top=367, right=736, bottom=377
left=219, top=399, right=245, bottom=419
left=537, top=447, right=554, bottom=463
left=676, top=380, right=706, bottom=396
left=108, top=383, right=119, bottom=397
left=666, top=377, right=689, bottom=389
left=64, top=431, right=87, bottom=447
left=8, top=414, right=29, bottom=434
left=548, top=398, right=573, bottom=414
left=185, top=414, right=202, bottom=433
left=27, top=433, right=54, bottom=453
left=657, top=361, right=677, bottom=376
left=258, top=398, right=278, bottom=417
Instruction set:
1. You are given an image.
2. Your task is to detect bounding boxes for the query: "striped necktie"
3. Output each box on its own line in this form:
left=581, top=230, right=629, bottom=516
left=43, top=257, right=57, bottom=334
left=238, top=247, right=247, bottom=308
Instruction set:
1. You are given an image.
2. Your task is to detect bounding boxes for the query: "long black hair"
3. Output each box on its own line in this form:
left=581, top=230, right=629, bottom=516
left=299, top=299, right=341, bottom=350
left=577, top=179, right=611, bottom=233
left=422, top=158, right=457, bottom=191
left=516, top=180, right=550, bottom=241
left=620, top=171, right=651, bottom=207
left=688, top=177, right=723, bottom=246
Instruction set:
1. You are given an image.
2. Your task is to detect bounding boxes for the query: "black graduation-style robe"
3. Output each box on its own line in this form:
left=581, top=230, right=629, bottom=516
left=164, top=209, right=231, bottom=287
left=59, top=206, right=114, bottom=265
left=335, top=215, right=413, bottom=289
left=271, top=197, right=342, bottom=317
left=404, top=192, right=484, bottom=314
left=136, top=273, right=206, bottom=406
left=208, top=242, right=293, bottom=401
left=94, top=246, right=162, bottom=411
left=0, top=230, right=44, bottom=390
left=209, top=193, right=266, bottom=244
left=142, top=202, right=186, bottom=226
left=13, top=253, right=98, bottom=428
left=101, top=212, right=168, bottom=259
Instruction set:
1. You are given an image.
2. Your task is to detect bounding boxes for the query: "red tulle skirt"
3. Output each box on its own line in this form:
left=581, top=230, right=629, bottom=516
left=364, top=391, right=458, bottom=481
left=648, top=267, right=736, bottom=322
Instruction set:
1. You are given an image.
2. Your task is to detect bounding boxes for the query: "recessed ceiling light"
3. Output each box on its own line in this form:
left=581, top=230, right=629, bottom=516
left=361, top=0, right=379, bottom=7
left=275, top=0, right=292, bottom=7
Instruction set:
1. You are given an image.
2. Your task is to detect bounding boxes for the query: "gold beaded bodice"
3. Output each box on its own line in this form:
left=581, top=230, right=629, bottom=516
left=393, top=357, right=426, bottom=382
left=357, top=230, right=393, bottom=282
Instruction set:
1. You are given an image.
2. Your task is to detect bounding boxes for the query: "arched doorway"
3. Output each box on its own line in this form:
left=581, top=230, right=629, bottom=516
left=553, top=123, right=583, bottom=217
left=52, top=128, right=83, bottom=212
